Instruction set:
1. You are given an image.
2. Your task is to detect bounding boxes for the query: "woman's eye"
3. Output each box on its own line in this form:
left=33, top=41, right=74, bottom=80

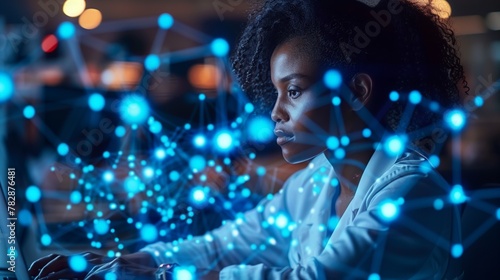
left=288, top=90, right=302, bottom=99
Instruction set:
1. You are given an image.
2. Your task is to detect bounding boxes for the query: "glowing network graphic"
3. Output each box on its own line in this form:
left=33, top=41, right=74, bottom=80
left=0, top=7, right=498, bottom=279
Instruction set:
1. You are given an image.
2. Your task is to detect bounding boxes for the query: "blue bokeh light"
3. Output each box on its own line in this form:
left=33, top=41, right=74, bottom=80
left=190, top=186, right=208, bottom=207
left=145, top=54, right=160, bottom=71
left=275, top=214, right=288, bottom=229
left=451, top=244, right=463, bottom=258
left=158, top=13, right=174, bottom=29
left=41, top=234, right=52, bottom=246
left=143, top=167, right=154, bottom=178
left=474, top=96, right=484, bottom=107
left=362, top=128, right=372, bottom=138
left=70, top=191, right=82, bottom=204
left=215, top=131, right=234, bottom=151
left=211, top=38, right=229, bottom=57
left=247, top=116, right=274, bottom=143
left=57, top=143, right=69, bottom=156
left=155, top=148, right=166, bottom=160
left=57, top=21, right=75, bottom=39
left=444, top=109, right=466, bottom=131
left=244, top=103, right=254, bottom=113
left=26, top=185, right=41, bottom=203
left=103, top=171, right=114, bottom=182
left=326, top=137, right=339, bottom=150
left=69, top=255, right=87, bottom=272
left=256, top=166, right=266, bottom=176
left=368, top=273, right=381, bottom=280
left=193, top=135, right=207, bottom=148
left=0, top=72, right=14, bottom=102
left=141, top=224, right=158, bottom=242
left=449, top=184, right=467, bottom=204
left=189, top=155, right=206, bottom=171
left=383, top=135, right=407, bottom=157
left=94, top=219, right=109, bottom=235
left=23, top=105, right=36, bottom=119
left=173, top=267, right=194, bottom=280
left=389, top=91, right=399, bottom=102
left=124, top=177, right=142, bottom=194
left=19, top=209, right=32, bottom=226
left=169, top=170, right=180, bottom=181
left=324, top=69, right=342, bottom=89
left=378, top=200, right=400, bottom=222
left=88, top=93, right=105, bottom=111
left=119, top=95, right=150, bottom=125
left=408, top=90, right=422, bottom=104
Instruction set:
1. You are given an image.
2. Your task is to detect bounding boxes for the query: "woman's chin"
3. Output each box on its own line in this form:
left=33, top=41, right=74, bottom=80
left=281, top=147, right=324, bottom=164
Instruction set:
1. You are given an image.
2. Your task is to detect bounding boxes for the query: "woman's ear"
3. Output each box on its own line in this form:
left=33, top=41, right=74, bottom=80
left=348, top=73, right=373, bottom=111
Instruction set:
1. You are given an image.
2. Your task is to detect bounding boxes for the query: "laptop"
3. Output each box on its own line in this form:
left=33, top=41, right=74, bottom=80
left=0, top=182, right=30, bottom=280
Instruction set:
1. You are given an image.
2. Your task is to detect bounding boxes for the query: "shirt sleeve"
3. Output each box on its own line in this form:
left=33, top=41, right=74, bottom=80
left=139, top=170, right=305, bottom=269
left=219, top=173, right=455, bottom=280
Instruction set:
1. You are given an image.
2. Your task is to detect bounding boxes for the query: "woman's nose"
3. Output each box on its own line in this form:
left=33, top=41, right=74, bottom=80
left=271, top=97, right=289, bottom=123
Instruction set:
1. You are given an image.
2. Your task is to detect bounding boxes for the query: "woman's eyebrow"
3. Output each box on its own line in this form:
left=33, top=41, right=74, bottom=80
left=278, top=73, right=312, bottom=83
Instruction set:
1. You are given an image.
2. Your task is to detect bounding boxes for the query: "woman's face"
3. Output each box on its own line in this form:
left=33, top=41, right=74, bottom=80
left=270, top=37, right=335, bottom=164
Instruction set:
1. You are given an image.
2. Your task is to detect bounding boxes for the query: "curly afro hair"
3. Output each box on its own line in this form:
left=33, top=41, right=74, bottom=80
left=231, top=0, right=467, bottom=135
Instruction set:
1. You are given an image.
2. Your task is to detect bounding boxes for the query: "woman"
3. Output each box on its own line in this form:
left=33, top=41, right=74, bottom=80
left=30, top=0, right=466, bottom=279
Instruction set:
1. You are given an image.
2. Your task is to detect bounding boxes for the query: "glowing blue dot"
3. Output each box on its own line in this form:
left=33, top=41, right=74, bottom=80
left=449, top=184, right=467, bottom=204
left=474, top=96, right=484, bottom=107
left=23, top=105, right=36, bottom=119
left=149, top=121, right=162, bottom=134
left=275, top=214, right=288, bottom=229
left=408, top=90, right=422, bottom=104
left=245, top=103, right=254, bottom=113
left=41, top=234, right=52, bottom=246
left=368, top=273, right=381, bottom=280
left=86, top=204, right=94, bottom=211
left=184, top=123, right=191, bottom=130
left=378, top=200, right=400, bottom=222
left=57, top=21, right=75, bottom=39
left=383, top=135, right=407, bottom=156
left=152, top=149, right=165, bottom=161
left=433, top=198, right=444, bottom=210
left=326, top=137, right=339, bottom=150
left=189, top=155, right=206, bottom=171
left=193, top=135, right=207, bottom=147
left=211, top=38, right=229, bottom=57
left=496, top=209, right=500, bottom=220
left=242, top=188, right=251, bottom=197
left=145, top=54, right=160, bottom=71
left=362, top=128, right=372, bottom=138
left=70, top=191, right=82, bottom=204
left=124, top=177, right=141, bottom=193
left=0, top=72, right=14, bottom=102
left=340, top=136, right=350, bottom=146
left=103, top=151, right=110, bottom=158
left=114, top=126, right=125, bottom=137
left=119, top=95, right=150, bottom=125
left=143, top=167, right=154, bottom=178
left=256, top=166, right=266, bottom=176
left=94, top=219, right=109, bottom=235
left=247, top=116, right=274, bottom=143
left=429, top=155, right=440, bottom=167
left=451, top=244, right=463, bottom=258
left=215, top=131, right=233, bottom=151
left=444, top=109, right=466, bottom=131
left=324, top=69, right=342, bottom=89
left=192, top=188, right=206, bottom=202
left=334, top=148, right=345, bottom=159
left=389, top=91, right=399, bottom=102
left=105, top=272, right=117, bottom=280
left=169, top=171, right=180, bottom=181
left=141, top=224, right=158, bottom=242
left=158, top=13, right=174, bottom=29
left=173, top=267, right=194, bottom=280
left=103, top=171, right=114, bottom=182
left=19, top=209, right=32, bottom=226
left=198, top=93, right=206, bottom=101
left=429, top=101, right=440, bottom=112
left=69, top=255, right=87, bottom=272
left=332, top=96, right=341, bottom=106
left=88, top=93, right=105, bottom=111
left=26, top=185, right=41, bottom=203
left=57, top=143, right=69, bottom=156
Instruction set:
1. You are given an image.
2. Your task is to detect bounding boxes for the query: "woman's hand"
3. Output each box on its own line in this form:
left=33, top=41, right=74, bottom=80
left=85, top=255, right=157, bottom=280
left=28, top=251, right=156, bottom=279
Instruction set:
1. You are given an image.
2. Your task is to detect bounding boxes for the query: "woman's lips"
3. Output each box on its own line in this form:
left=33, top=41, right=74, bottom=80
left=277, top=135, right=295, bottom=146
left=274, top=129, right=295, bottom=146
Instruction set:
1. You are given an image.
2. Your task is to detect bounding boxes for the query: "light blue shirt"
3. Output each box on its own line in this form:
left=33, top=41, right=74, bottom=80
left=142, top=148, right=461, bottom=279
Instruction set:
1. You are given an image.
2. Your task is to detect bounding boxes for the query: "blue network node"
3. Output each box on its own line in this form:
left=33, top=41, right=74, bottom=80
left=389, top=91, right=399, bottom=102
left=0, top=72, right=14, bottom=102
left=326, top=136, right=340, bottom=150
left=141, top=224, right=158, bottom=242
left=324, top=69, right=342, bottom=89
left=189, top=155, right=206, bottom=171
left=57, top=143, right=69, bottom=156
left=449, top=185, right=467, bottom=204
left=275, top=214, right=289, bottom=229
left=193, top=134, right=207, bottom=148
left=444, top=109, right=466, bottom=131
left=145, top=54, right=161, bottom=71
left=26, top=186, right=42, bottom=203
left=88, top=93, right=105, bottom=111
left=383, top=135, right=407, bottom=157
left=103, top=171, right=114, bottom=182
left=94, top=219, right=110, bottom=235
left=69, top=255, right=87, bottom=272
left=244, top=103, right=254, bottom=113
left=23, top=105, right=36, bottom=119
left=214, top=131, right=234, bottom=151
left=158, top=13, right=174, bottom=29
left=119, top=95, right=150, bottom=125
left=247, top=116, right=274, bottom=143
left=408, top=90, right=422, bottom=104
left=377, top=200, right=400, bottom=222
left=211, top=38, right=229, bottom=57
left=173, top=267, right=194, bottom=280
left=57, top=21, right=76, bottom=39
